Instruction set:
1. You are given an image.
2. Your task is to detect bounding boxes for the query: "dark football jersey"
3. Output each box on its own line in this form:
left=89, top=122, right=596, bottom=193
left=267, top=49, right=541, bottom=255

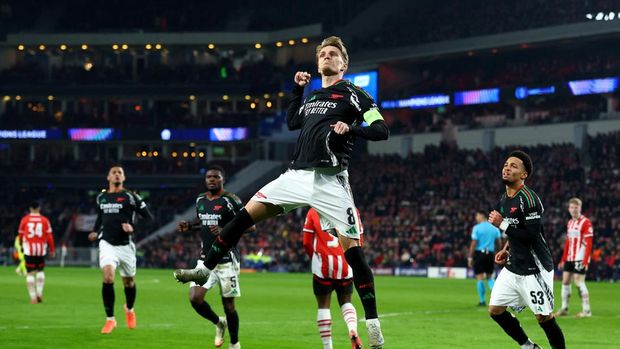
left=94, top=189, right=153, bottom=245
left=496, top=185, right=554, bottom=275
left=195, top=191, right=243, bottom=263
left=286, top=80, right=383, bottom=170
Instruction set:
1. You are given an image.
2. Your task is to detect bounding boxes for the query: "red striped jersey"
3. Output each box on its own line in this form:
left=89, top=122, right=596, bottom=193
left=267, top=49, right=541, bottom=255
left=302, top=208, right=363, bottom=280
left=561, top=215, right=593, bottom=264
left=18, top=213, right=54, bottom=257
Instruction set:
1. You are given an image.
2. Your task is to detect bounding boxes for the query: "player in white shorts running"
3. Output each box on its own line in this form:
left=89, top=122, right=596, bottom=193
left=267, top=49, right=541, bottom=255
left=487, top=151, right=565, bottom=349
left=174, top=36, right=388, bottom=349
left=88, top=165, right=154, bottom=334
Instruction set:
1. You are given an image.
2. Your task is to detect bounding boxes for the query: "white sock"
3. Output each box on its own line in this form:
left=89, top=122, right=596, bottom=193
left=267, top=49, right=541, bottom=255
left=561, top=284, right=571, bottom=310
left=576, top=282, right=590, bottom=313
left=340, top=302, right=358, bottom=333
left=520, top=339, right=535, bottom=349
left=26, top=275, right=37, bottom=300
left=317, top=308, right=332, bottom=349
left=36, top=272, right=45, bottom=298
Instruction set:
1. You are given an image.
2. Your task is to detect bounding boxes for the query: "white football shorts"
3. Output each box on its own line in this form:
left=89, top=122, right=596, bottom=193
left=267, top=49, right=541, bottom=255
left=190, top=259, right=241, bottom=298
left=489, top=267, right=555, bottom=315
left=99, top=239, right=137, bottom=277
left=252, top=168, right=361, bottom=239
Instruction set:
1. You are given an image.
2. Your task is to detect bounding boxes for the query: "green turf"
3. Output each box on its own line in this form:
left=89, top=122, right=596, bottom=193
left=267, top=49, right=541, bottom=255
left=0, top=267, right=617, bottom=348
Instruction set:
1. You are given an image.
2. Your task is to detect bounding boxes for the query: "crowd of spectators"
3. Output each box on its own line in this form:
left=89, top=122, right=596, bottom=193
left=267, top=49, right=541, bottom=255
left=138, top=132, right=620, bottom=281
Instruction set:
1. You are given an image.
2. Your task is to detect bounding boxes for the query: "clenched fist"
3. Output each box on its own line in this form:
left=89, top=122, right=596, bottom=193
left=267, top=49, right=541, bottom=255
left=294, top=71, right=311, bottom=87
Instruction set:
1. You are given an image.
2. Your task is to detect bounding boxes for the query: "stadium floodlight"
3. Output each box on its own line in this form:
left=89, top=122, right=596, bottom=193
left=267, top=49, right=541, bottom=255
left=288, top=39, right=295, bottom=45
left=275, top=41, right=283, bottom=47
left=610, top=12, right=616, bottom=20
left=207, top=43, right=215, bottom=49
left=39, top=44, right=46, bottom=51
left=254, top=43, right=262, bottom=49
left=301, top=37, right=309, bottom=44
left=15, top=95, right=22, bottom=101
left=121, top=44, right=128, bottom=50
left=60, top=44, right=67, bottom=51
left=17, top=44, right=25, bottom=51
left=112, top=44, right=119, bottom=50
left=81, top=44, right=88, bottom=50
left=595, top=12, right=604, bottom=20
left=160, top=129, right=171, bottom=141
left=145, top=44, right=152, bottom=50
left=586, top=13, right=593, bottom=19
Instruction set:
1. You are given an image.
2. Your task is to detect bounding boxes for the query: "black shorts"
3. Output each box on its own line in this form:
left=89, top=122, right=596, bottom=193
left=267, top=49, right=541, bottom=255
left=25, top=255, right=45, bottom=272
left=563, top=261, right=586, bottom=275
left=473, top=251, right=494, bottom=275
left=313, top=275, right=353, bottom=296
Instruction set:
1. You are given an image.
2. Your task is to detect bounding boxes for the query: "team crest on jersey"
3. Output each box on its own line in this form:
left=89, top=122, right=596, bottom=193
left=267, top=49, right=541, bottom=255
left=510, top=207, right=517, bottom=213
left=198, top=204, right=205, bottom=212
left=116, top=197, right=126, bottom=202
left=214, top=205, right=222, bottom=211
left=329, top=93, right=344, bottom=99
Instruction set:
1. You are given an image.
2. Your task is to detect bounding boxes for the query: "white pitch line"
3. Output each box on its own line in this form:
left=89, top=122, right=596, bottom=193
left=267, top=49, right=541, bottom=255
left=0, top=308, right=476, bottom=331
left=0, top=323, right=175, bottom=331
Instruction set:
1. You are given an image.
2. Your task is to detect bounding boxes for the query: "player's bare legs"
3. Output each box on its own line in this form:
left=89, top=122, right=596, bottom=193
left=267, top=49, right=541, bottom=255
left=339, top=235, right=383, bottom=348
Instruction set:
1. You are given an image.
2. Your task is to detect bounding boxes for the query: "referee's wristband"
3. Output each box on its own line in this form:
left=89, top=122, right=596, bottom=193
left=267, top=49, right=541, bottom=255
left=499, top=220, right=510, bottom=232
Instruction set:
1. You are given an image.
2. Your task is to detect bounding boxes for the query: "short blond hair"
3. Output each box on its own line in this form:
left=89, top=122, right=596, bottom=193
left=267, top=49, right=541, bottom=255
left=568, top=197, right=582, bottom=206
left=315, top=36, right=349, bottom=65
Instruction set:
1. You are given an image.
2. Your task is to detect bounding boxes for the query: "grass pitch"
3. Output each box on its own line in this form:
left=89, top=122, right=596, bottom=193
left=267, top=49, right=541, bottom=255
left=0, top=267, right=617, bottom=348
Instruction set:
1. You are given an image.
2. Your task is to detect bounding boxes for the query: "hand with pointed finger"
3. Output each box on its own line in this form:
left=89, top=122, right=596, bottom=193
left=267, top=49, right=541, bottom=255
left=330, top=121, right=350, bottom=135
